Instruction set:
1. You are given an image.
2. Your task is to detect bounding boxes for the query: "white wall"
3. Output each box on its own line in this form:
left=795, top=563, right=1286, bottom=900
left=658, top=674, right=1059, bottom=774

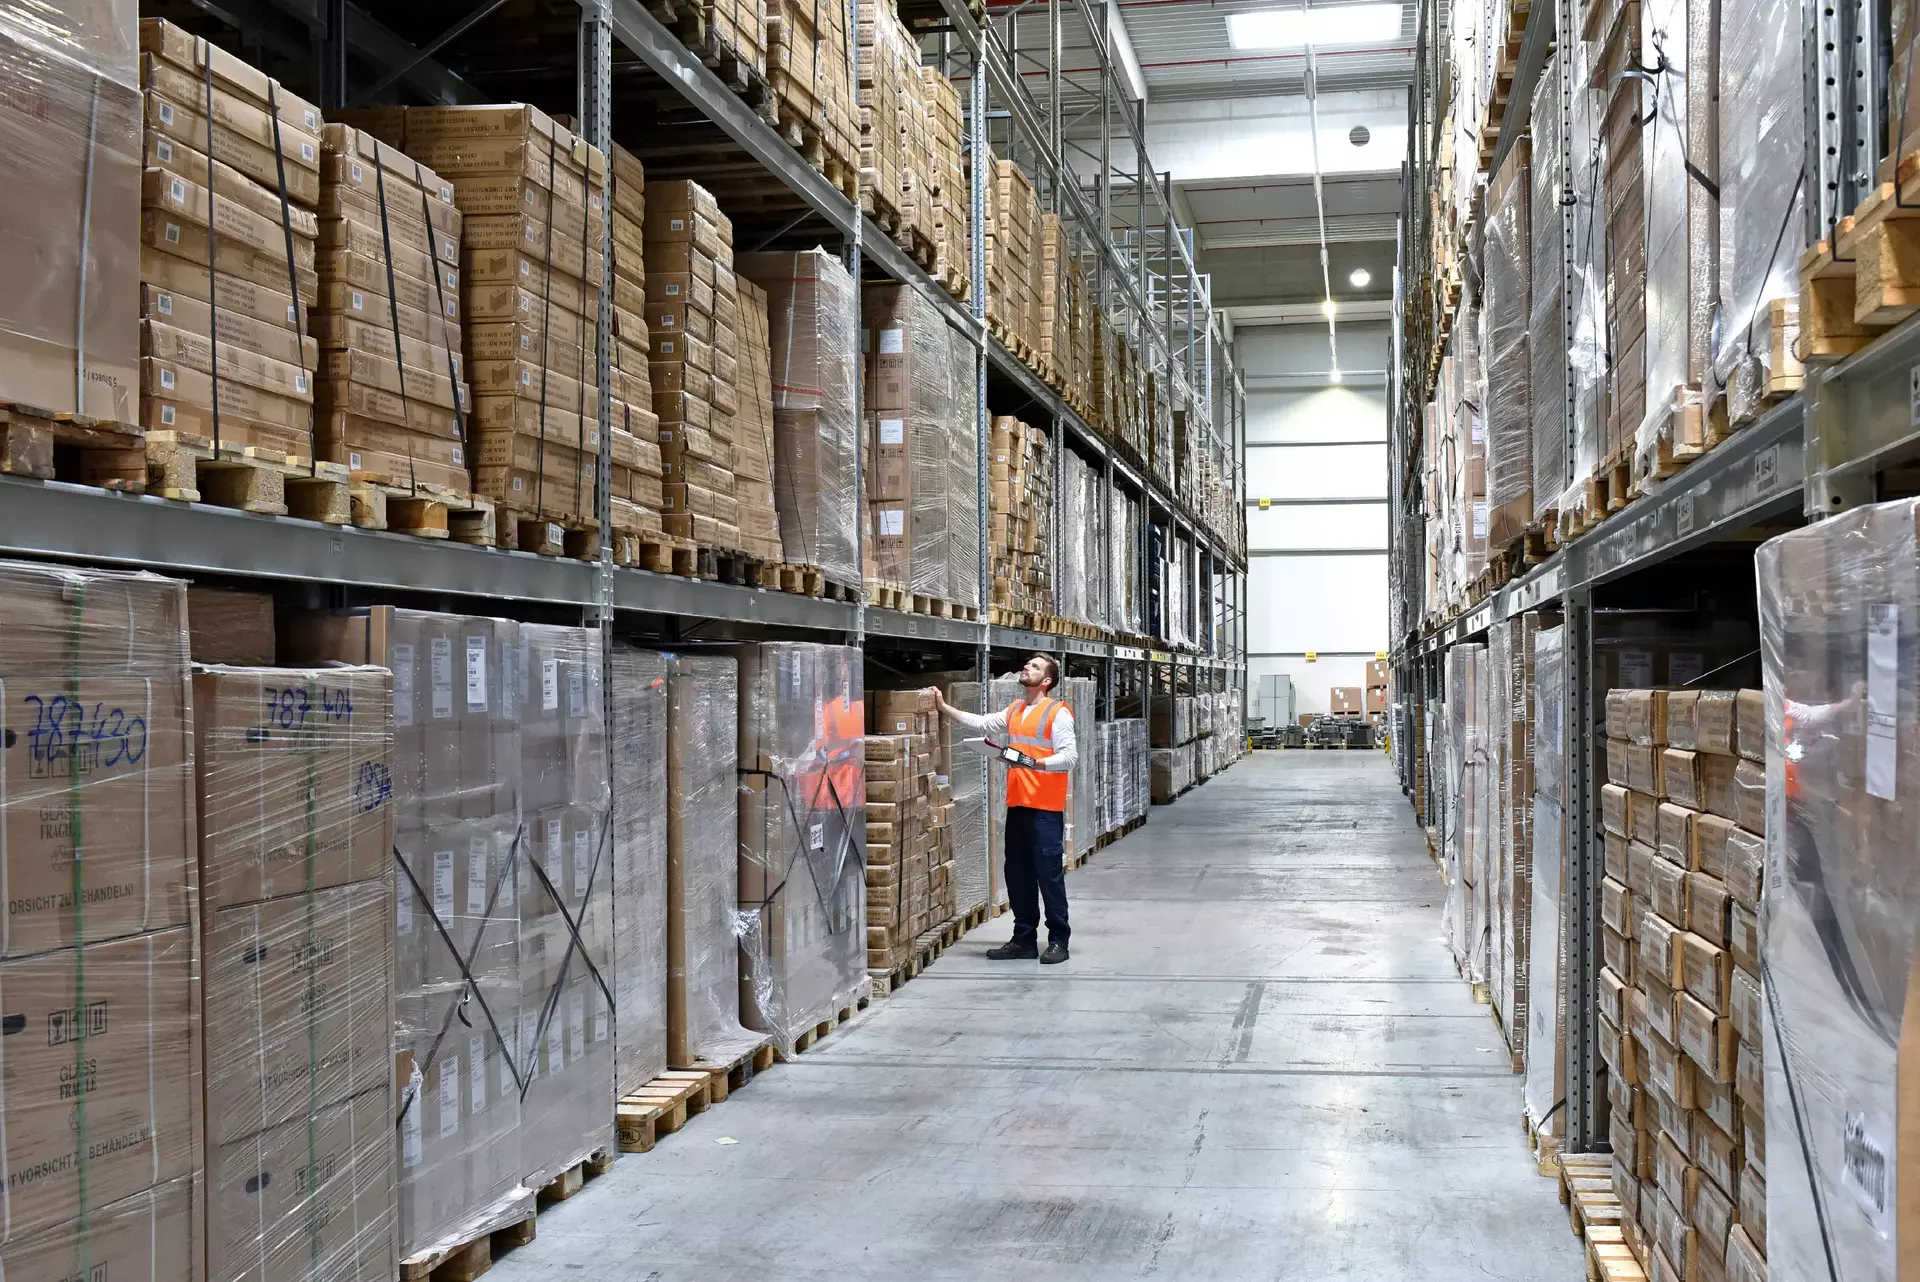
left=1242, top=322, right=1389, bottom=718
left=1143, top=89, right=1408, bottom=183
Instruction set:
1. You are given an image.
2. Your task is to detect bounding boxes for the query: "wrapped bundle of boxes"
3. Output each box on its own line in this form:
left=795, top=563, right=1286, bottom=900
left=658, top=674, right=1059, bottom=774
left=1594, top=687, right=1767, bottom=1282
left=138, top=21, right=338, bottom=508
left=764, top=0, right=859, bottom=198
left=606, top=143, right=670, bottom=565
left=988, top=415, right=1053, bottom=624
left=196, top=661, right=397, bottom=1282
left=282, top=607, right=616, bottom=1270
left=649, top=180, right=750, bottom=561
left=922, top=67, right=972, bottom=301
left=1150, top=691, right=1199, bottom=803
left=863, top=283, right=982, bottom=616
left=866, top=691, right=956, bottom=982
left=740, top=250, right=862, bottom=591
left=312, top=123, right=477, bottom=529
left=1366, top=657, right=1390, bottom=723
left=857, top=0, right=912, bottom=234
left=733, top=277, right=786, bottom=566
left=1038, top=214, right=1084, bottom=401
left=0, top=563, right=201, bottom=1281
left=733, top=644, right=868, bottom=1054
left=985, top=154, right=1041, bottom=362
left=343, top=105, right=613, bottom=558
left=940, top=680, right=994, bottom=921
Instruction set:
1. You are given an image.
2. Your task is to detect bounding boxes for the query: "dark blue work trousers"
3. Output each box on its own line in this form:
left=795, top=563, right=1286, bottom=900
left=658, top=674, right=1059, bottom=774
left=1005, top=805, right=1070, bottom=944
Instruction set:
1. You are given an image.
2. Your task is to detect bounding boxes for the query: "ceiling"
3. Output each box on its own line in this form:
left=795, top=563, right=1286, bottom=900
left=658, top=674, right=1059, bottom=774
left=986, top=0, right=1414, bottom=322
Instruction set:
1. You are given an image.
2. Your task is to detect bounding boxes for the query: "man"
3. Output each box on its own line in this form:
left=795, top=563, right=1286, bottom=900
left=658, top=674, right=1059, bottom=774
left=928, top=655, right=1077, bottom=963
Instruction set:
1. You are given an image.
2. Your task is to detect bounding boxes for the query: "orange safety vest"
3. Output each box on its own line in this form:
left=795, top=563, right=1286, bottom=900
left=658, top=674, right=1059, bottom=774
left=1005, top=697, right=1069, bottom=812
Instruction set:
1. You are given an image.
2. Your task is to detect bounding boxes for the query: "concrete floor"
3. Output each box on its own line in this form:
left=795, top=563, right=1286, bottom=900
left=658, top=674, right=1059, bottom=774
left=492, top=750, right=1582, bottom=1282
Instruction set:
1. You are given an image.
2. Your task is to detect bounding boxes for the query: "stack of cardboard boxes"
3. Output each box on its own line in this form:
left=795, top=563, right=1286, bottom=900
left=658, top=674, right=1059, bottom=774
left=922, top=67, right=971, bottom=301
left=985, top=155, right=1040, bottom=357
left=1366, top=658, right=1390, bottom=720
left=313, top=123, right=472, bottom=494
left=732, top=278, right=785, bottom=564
left=764, top=0, right=858, bottom=195
left=345, top=105, right=613, bottom=554
left=856, top=0, right=913, bottom=230
left=732, top=643, right=867, bottom=1052
left=865, top=691, right=954, bottom=977
left=1595, top=687, right=1768, bottom=1282
left=1038, top=214, right=1081, bottom=397
left=138, top=21, right=323, bottom=461
left=988, top=415, right=1052, bottom=619
left=1330, top=686, right=1364, bottom=716
left=195, top=663, right=398, bottom=1282
left=0, top=563, right=200, bottom=1280
left=607, top=144, right=667, bottom=558
left=610, top=646, right=672, bottom=1099
left=739, top=250, right=862, bottom=588
left=649, top=180, right=745, bottom=557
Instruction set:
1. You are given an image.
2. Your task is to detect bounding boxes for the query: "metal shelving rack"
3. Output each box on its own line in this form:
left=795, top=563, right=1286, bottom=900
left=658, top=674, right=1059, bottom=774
left=0, top=0, right=1246, bottom=679
left=1387, top=0, right=1920, bottom=1156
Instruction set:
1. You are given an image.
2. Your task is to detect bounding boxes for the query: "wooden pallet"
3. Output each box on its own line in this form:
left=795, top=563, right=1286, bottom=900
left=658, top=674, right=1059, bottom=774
left=865, top=579, right=909, bottom=611
left=536, top=1149, right=616, bottom=1207
left=772, top=562, right=828, bottom=596
left=614, top=530, right=698, bottom=574
left=0, top=403, right=146, bottom=492
left=868, top=918, right=956, bottom=996
left=146, top=432, right=352, bottom=523
left=399, top=1209, right=537, bottom=1282
left=775, top=987, right=870, bottom=1060
left=616, top=1069, right=717, bottom=1153
left=349, top=478, right=495, bottom=543
left=690, top=1041, right=778, bottom=1104
left=491, top=506, right=601, bottom=559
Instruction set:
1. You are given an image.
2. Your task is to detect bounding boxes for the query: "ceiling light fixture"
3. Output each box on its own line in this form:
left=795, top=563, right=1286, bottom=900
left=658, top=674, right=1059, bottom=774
left=1321, top=298, right=1337, bottom=317
left=1329, top=367, right=1343, bottom=384
left=1225, top=2, right=1402, bottom=50
left=1349, top=267, right=1371, bottom=288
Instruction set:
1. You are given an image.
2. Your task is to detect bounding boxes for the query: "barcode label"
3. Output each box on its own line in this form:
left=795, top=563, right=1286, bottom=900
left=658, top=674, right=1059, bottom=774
left=573, top=827, right=590, bottom=892
left=401, top=1097, right=422, bottom=1167
left=468, top=837, right=490, bottom=914
left=542, top=655, right=559, bottom=711
left=569, top=667, right=587, bottom=718
left=465, top=634, right=488, bottom=710
left=1675, top=491, right=1694, bottom=537
left=469, top=1037, right=487, bottom=1113
left=546, top=818, right=564, bottom=890
left=1867, top=604, right=1899, bottom=800
left=568, top=992, right=585, bottom=1054
left=1754, top=444, right=1780, bottom=495
left=880, top=328, right=905, bottom=354
left=396, top=887, right=413, bottom=935
left=879, top=418, right=905, bottom=445
left=350, top=163, right=363, bottom=183
left=433, top=850, right=454, bottom=919
left=438, top=1056, right=460, bottom=1138
left=430, top=637, right=453, bottom=718
left=810, top=822, right=825, bottom=851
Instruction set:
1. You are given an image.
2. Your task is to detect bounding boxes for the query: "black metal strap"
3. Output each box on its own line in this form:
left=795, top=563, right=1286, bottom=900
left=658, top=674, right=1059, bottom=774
left=535, top=138, right=560, bottom=519
left=371, top=155, right=417, bottom=494
left=736, top=756, right=863, bottom=937
left=265, top=82, right=314, bottom=473
left=202, top=55, right=222, bottom=452
left=420, top=189, right=470, bottom=470
left=517, top=816, right=617, bottom=1103
left=391, top=831, right=529, bottom=1126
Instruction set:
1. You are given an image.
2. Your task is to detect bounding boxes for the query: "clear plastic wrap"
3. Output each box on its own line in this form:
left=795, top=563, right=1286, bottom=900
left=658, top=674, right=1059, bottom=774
left=947, top=320, right=981, bottom=608
left=1564, top=29, right=1606, bottom=515
left=984, top=675, right=1021, bottom=908
left=1483, top=140, right=1533, bottom=551
left=1064, top=676, right=1096, bottom=856
left=664, top=652, right=763, bottom=1068
left=1488, top=625, right=1514, bottom=1035
left=739, top=250, right=859, bottom=586
left=732, top=643, right=866, bottom=1055
left=944, top=681, right=990, bottom=916
left=1529, top=58, right=1567, bottom=521
left=1756, top=501, right=1917, bottom=1282
left=611, top=645, right=670, bottom=1097
left=514, top=624, right=614, bottom=1191
left=0, top=562, right=198, bottom=1259
left=1713, top=0, right=1806, bottom=423
left=1446, top=644, right=1491, bottom=983
left=193, top=662, right=398, bottom=1282
left=0, top=0, right=141, bottom=422
left=278, top=606, right=531, bottom=1266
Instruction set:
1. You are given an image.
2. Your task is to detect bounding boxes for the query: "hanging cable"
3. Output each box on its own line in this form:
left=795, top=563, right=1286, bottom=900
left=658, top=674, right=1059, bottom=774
left=1302, top=0, right=1339, bottom=379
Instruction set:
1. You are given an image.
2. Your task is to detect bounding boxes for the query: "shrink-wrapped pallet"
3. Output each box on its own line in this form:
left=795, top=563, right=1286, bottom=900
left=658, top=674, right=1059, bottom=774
left=739, top=250, right=859, bottom=586
left=1525, top=624, right=1565, bottom=1137
left=1756, top=501, right=1920, bottom=1282
left=665, top=653, right=763, bottom=1068
left=194, top=664, right=397, bottom=1282
left=945, top=680, right=992, bottom=917
left=1483, top=140, right=1532, bottom=552
left=732, top=643, right=867, bottom=1054
left=612, top=645, right=670, bottom=1097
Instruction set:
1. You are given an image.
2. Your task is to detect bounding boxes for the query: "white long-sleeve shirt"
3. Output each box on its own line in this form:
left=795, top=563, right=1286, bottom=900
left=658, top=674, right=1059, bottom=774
left=948, top=699, right=1078, bottom=772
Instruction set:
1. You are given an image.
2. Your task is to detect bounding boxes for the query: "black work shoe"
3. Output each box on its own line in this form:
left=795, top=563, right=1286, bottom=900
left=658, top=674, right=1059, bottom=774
left=1040, top=940, right=1070, bottom=965
left=986, top=938, right=1039, bottom=960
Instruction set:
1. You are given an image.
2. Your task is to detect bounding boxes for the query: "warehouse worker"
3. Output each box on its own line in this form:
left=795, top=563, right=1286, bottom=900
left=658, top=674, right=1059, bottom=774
left=927, top=655, right=1077, bottom=964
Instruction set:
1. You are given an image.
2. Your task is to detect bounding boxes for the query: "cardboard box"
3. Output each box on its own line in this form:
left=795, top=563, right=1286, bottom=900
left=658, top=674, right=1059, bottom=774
left=193, top=665, right=395, bottom=908
left=1330, top=687, right=1363, bottom=714
left=208, top=1088, right=395, bottom=1282
left=0, top=14, right=141, bottom=421
left=0, top=928, right=199, bottom=1242
left=0, top=1178, right=196, bottom=1282
left=187, top=586, right=276, bottom=665
left=202, top=880, right=395, bottom=1147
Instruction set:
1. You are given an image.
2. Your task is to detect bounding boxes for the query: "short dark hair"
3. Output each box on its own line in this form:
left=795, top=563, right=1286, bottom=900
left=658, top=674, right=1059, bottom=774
left=1032, top=654, right=1059, bottom=692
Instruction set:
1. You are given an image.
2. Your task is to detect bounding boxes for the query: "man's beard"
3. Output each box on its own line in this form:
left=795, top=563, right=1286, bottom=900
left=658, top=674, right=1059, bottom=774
left=1019, top=674, right=1044, bottom=688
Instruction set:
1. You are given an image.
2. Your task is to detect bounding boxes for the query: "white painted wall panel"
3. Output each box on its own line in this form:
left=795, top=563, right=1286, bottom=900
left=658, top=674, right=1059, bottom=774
left=1248, top=387, right=1390, bottom=443
left=1247, top=502, right=1387, bottom=550
left=1245, top=442, right=1387, bottom=500
left=1249, top=552, right=1388, bottom=651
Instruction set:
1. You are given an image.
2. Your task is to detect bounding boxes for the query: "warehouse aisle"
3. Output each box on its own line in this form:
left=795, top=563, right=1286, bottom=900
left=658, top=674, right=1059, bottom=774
left=493, top=751, right=1580, bottom=1282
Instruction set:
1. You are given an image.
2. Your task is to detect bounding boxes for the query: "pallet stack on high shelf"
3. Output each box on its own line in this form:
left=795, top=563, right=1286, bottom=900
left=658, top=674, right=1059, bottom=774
left=921, top=66, right=972, bottom=301
left=987, top=415, right=1052, bottom=626
left=764, top=0, right=859, bottom=198
left=985, top=154, right=1042, bottom=365
left=605, top=143, right=676, bottom=570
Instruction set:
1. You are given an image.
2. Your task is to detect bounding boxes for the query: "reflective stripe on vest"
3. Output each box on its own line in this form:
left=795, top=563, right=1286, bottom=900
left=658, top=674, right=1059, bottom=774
left=1006, top=697, right=1069, bottom=811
